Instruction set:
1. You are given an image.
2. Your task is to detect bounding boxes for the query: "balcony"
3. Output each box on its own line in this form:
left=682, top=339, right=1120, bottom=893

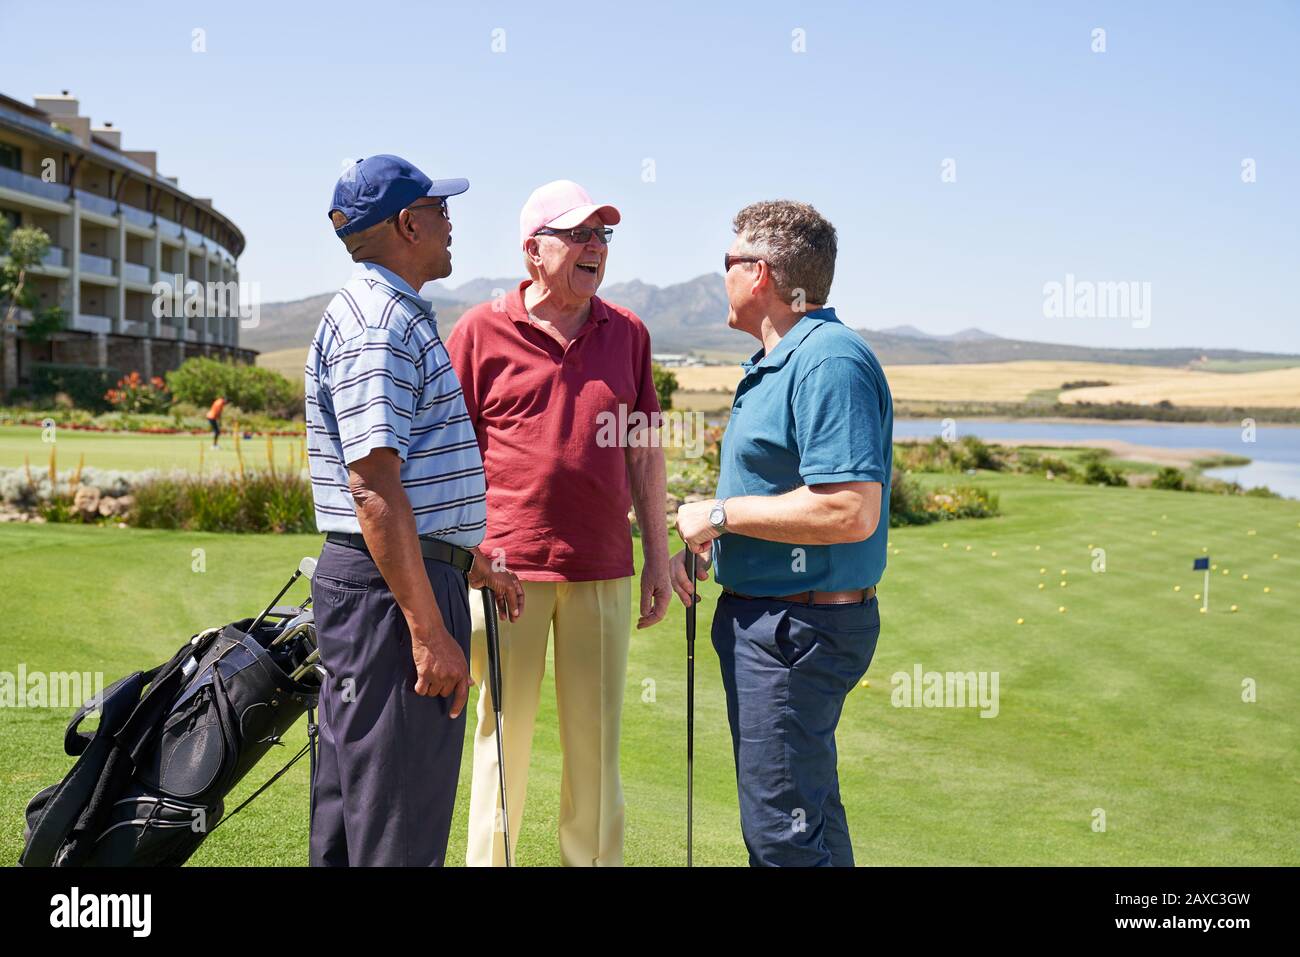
left=121, top=261, right=152, bottom=285
left=121, top=320, right=151, bottom=337
left=183, top=226, right=206, bottom=246
left=87, top=141, right=155, bottom=179
left=0, top=101, right=81, bottom=146
left=79, top=252, right=115, bottom=277
left=182, top=328, right=198, bottom=342
left=76, top=190, right=118, bottom=218
left=120, top=204, right=154, bottom=228
left=0, top=165, right=71, bottom=204
left=156, top=325, right=178, bottom=340
left=41, top=246, right=66, bottom=267
left=156, top=216, right=183, bottom=240
left=73, top=313, right=112, bottom=334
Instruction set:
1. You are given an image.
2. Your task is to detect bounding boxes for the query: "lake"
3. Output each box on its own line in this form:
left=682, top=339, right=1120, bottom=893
left=892, top=419, right=1300, bottom=499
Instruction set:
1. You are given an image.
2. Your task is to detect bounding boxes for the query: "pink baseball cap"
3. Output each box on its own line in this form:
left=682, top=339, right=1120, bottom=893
left=519, top=179, right=620, bottom=249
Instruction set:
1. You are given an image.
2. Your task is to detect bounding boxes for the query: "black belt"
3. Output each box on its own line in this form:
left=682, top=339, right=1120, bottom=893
left=325, top=532, right=474, bottom=573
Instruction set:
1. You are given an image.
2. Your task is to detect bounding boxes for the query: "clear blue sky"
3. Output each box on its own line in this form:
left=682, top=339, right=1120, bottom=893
left=3, top=0, right=1296, bottom=351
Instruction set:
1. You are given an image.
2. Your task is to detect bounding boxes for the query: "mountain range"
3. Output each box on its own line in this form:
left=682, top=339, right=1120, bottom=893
left=245, top=274, right=1298, bottom=367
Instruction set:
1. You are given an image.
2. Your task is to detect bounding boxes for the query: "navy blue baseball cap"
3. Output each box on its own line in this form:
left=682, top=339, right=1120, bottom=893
left=330, top=154, right=468, bottom=238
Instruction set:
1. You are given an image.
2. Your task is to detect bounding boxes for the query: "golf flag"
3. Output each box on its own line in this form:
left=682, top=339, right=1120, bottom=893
left=1193, top=556, right=1210, bottom=611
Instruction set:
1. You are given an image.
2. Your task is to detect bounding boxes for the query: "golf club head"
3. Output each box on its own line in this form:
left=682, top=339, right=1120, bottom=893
left=298, top=556, right=318, bottom=580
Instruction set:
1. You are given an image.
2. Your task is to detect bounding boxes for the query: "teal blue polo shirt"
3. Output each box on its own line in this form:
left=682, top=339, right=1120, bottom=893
left=713, top=308, right=893, bottom=595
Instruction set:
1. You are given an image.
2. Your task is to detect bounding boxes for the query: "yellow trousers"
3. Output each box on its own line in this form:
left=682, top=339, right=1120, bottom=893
left=465, top=577, right=631, bottom=867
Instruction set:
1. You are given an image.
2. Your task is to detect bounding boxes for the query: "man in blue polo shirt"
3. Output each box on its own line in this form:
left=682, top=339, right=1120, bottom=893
left=672, top=200, right=892, bottom=867
left=307, top=155, right=523, bottom=866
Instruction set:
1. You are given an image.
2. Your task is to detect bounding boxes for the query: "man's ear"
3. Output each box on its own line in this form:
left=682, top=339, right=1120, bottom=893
left=395, top=208, right=417, bottom=244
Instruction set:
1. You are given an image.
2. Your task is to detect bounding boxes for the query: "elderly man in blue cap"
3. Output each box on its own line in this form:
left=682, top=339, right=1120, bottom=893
left=305, top=155, right=524, bottom=866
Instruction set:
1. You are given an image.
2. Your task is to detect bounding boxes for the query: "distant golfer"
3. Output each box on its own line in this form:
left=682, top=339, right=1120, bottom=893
left=205, top=395, right=225, bottom=447
left=447, top=179, right=671, bottom=867
left=305, top=155, right=523, bottom=867
left=671, top=201, right=893, bottom=867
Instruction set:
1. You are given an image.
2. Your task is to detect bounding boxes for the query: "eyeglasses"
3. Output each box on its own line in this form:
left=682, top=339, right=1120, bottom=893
left=388, top=197, right=449, bottom=225
left=533, top=226, right=614, bottom=245
left=724, top=254, right=763, bottom=272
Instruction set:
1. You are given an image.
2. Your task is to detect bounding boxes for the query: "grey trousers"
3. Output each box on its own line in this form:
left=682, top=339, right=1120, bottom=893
left=308, top=540, right=471, bottom=867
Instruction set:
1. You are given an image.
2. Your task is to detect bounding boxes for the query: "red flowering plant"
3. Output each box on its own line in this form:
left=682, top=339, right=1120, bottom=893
left=105, top=371, right=171, bottom=414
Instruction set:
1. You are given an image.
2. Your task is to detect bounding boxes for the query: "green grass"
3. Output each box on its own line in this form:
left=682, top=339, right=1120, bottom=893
left=0, top=424, right=304, bottom=474
left=1, top=473, right=1297, bottom=866
left=1194, top=358, right=1300, bottom=374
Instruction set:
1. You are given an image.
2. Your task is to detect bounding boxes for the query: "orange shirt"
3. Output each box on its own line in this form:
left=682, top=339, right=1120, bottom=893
left=206, top=398, right=226, bottom=420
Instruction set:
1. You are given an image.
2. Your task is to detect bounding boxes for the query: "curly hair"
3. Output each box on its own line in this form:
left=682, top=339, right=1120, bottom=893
left=731, top=200, right=837, bottom=305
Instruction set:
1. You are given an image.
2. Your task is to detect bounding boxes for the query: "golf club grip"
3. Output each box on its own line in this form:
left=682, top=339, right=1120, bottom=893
left=686, top=550, right=697, bottom=634
left=480, top=587, right=503, bottom=709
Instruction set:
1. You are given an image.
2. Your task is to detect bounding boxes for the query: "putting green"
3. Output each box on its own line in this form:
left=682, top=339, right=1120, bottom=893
left=0, top=471, right=1295, bottom=865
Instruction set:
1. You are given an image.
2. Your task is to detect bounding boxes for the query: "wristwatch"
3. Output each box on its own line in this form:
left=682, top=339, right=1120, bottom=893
left=708, top=499, right=728, bottom=533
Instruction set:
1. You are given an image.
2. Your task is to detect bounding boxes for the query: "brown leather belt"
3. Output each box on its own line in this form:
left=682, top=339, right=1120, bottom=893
left=723, top=585, right=876, bottom=606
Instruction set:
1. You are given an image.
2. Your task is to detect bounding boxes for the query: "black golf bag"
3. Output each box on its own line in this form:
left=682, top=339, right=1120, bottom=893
left=19, top=596, right=322, bottom=867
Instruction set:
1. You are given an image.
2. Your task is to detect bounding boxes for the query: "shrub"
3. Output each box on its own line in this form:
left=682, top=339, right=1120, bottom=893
left=652, top=364, right=678, bottom=412
left=131, top=470, right=317, bottom=533
left=1077, top=449, right=1127, bottom=487
left=30, top=363, right=122, bottom=412
left=889, top=471, right=1001, bottom=527
left=894, top=436, right=1006, bottom=474
left=1152, top=467, right=1188, bottom=491
left=166, top=356, right=302, bottom=417
left=1060, top=380, right=1111, bottom=390
left=105, top=371, right=171, bottom=413
left=889, top=469, right=933, bottom=526
left=951, top=435, right=1002, bottom=471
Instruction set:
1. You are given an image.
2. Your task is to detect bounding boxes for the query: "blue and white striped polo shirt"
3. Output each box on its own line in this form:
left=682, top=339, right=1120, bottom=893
left=305, top=262, right=487, bottom=547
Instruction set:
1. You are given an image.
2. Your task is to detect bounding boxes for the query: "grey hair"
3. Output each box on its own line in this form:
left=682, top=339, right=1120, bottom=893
left=731, top=200, right=837, bottom=305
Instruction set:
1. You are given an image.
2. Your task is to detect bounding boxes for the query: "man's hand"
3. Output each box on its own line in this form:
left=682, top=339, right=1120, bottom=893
left=410, top=620, right=473, bottom=719
left=669, top=545, right=712, bottom=608
left=676, top=499, right=721, bottom=555
left=469, top=552, right=525, bottom=622
left=637, top=559, right=672, bottom=629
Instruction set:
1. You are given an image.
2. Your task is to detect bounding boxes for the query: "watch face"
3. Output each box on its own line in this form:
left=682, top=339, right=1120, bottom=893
left=710, top=505, right=726, bottom=528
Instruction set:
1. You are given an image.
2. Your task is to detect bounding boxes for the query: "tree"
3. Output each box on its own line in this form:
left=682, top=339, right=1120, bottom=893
left=1, top=221, right=66, bottom=395
left=651, top=362, right=678, bottom=412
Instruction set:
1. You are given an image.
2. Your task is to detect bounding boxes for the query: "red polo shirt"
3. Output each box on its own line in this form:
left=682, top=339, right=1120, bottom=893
left=446, top=281, right=660, bottom=582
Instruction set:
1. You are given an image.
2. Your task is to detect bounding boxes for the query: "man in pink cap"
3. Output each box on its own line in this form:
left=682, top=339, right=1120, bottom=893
left=447, top=180, right=671, bottom=866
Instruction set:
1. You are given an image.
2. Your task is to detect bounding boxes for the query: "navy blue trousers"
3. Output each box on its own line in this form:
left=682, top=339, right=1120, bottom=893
left=309, top=541, right=471, bottom=867
left=711, top=592, right=880, bottom=867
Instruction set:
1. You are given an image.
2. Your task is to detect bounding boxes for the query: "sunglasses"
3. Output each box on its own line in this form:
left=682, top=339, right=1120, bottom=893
left=724, top=254, right=763, bottom=272
left=533, top=226, right=614, bottom=245
left=388, top=197, right=449, bottom=225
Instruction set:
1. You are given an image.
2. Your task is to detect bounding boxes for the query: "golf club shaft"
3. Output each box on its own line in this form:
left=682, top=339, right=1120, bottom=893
left=250, top=570, right=303, bottom=637
left=480, top=587, right=512, bottom=867
left=686, top=548, right=696, bottom=867
left=290, top=647, right=320, bottom=682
